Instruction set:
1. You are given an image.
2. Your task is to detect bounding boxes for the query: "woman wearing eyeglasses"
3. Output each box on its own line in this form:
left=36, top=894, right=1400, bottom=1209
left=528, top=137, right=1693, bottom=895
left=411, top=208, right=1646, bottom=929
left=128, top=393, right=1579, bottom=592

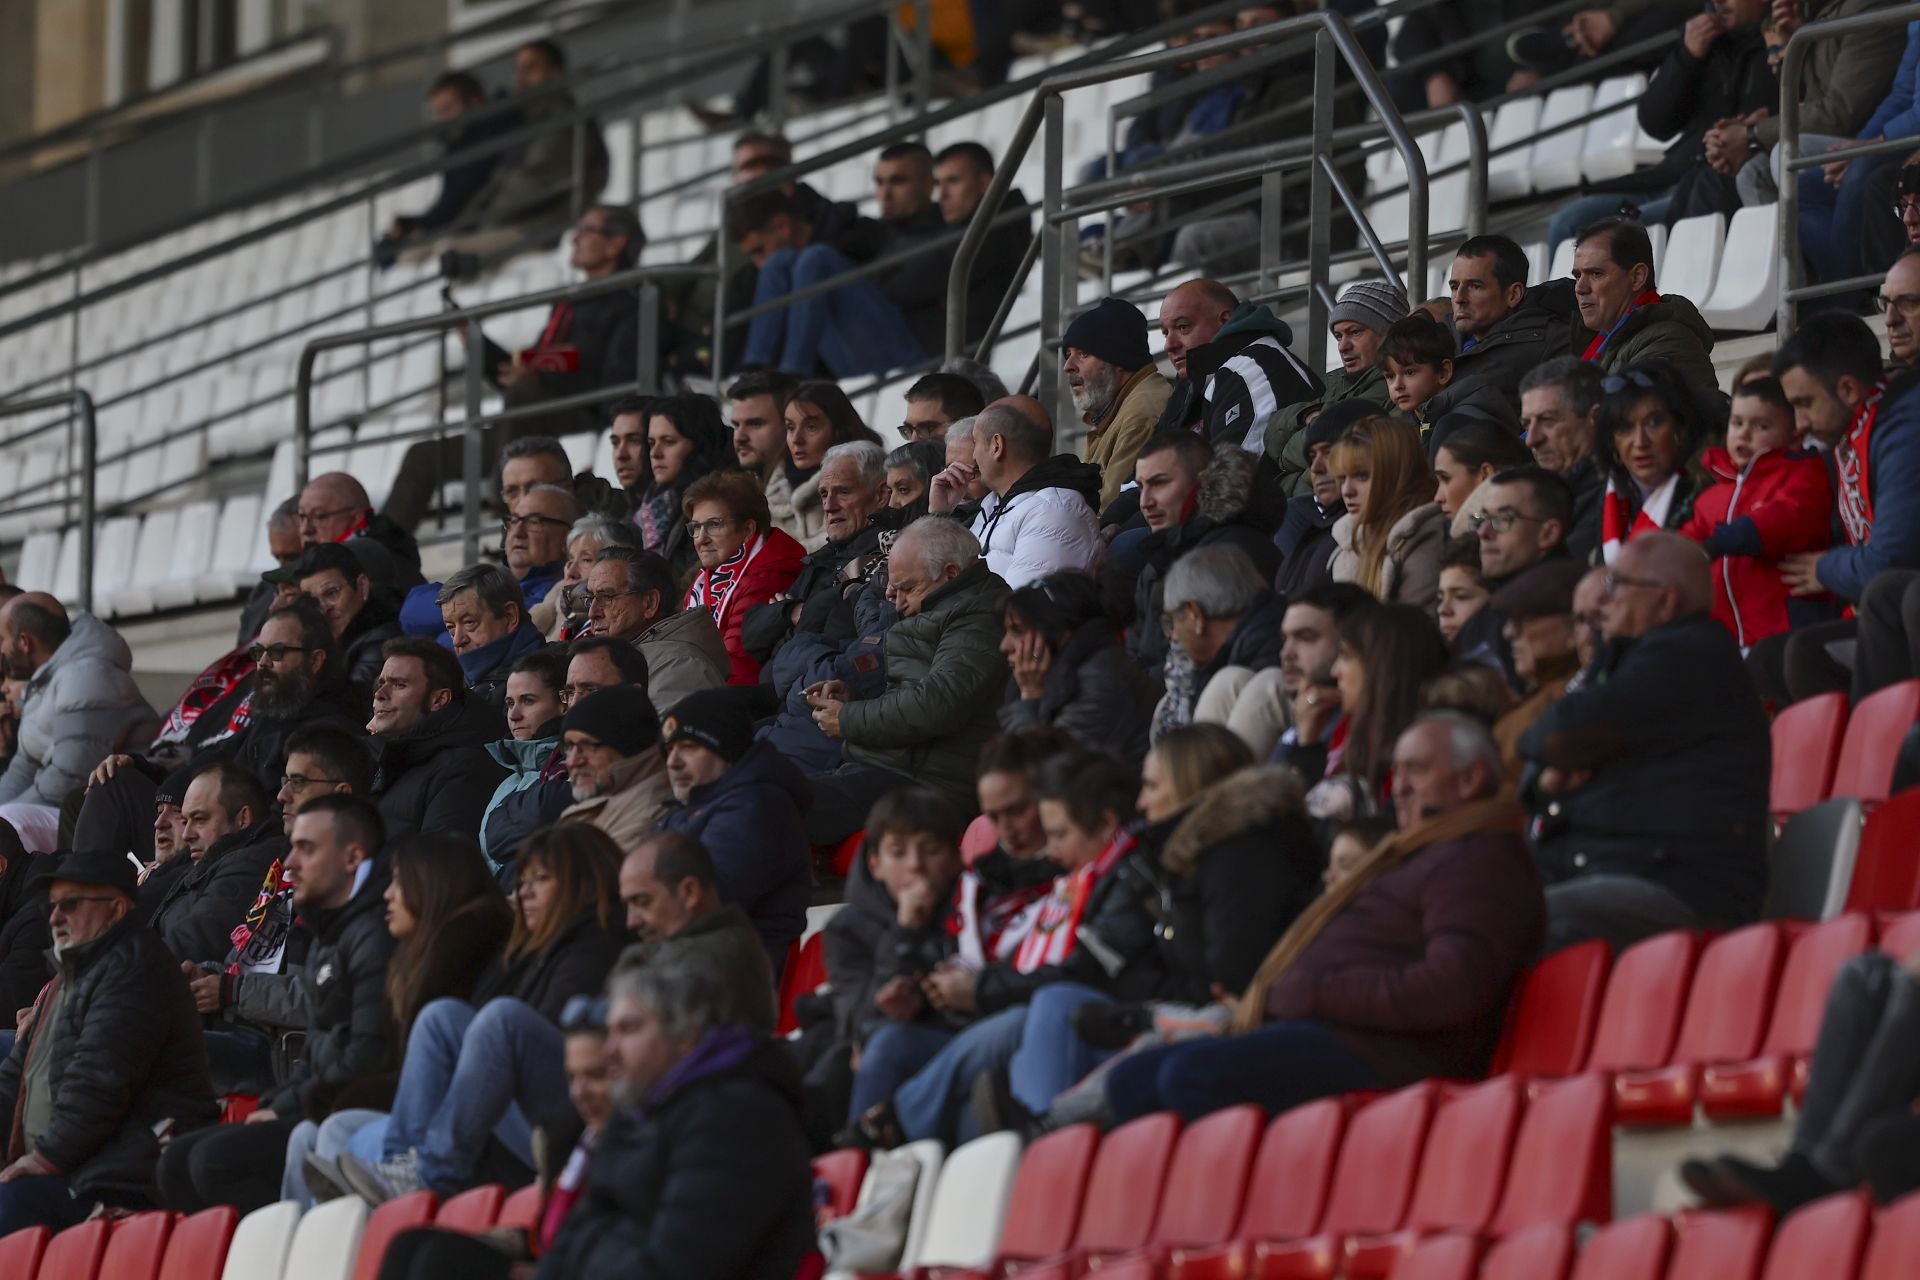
left=629, top=394, right=735, bottom=583
left=1595, top=361, right=1719, bottom=563
left=1327, top=416, right=1449, bottom=607
left=678, top=470, right=806, bottom=686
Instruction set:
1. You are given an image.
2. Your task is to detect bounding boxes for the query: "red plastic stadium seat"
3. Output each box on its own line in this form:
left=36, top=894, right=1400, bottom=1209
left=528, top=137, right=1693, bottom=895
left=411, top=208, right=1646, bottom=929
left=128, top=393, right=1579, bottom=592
left=37, top=1218, right=112, bottom=1280
left=1491, top=940, right=1611, bottom=1079
left=355, top=1189, right=438, bottom=1280
left=1585, top=931, right=1702, bottom=1077
left=1381, top=1233, right=1480, bottom=1280
left=1858, top=1189, right=1920, bottom=1280
left=1830, top=679, right=1920, bottom=809
left=1615, top=923, right=1788, bottom=1126
left=435, top=1185, right=505, bottom=1234
left=100, top=1211, right=176, bottom=1280
left=496, top=1183, right=545, bottom=1235
left=1342, top=1076, right=1526, bottom=1279
left=1058, top=1110, right=1182, bottom=1259
left=1566, top=1214, right=1670, bottom=1280
left=827, top=830, right=866, bottom=877
left=812, top=1150, right=871, bottom=1222
left=1096, top=1104, right=1263, bottom=1269
left=777, top=934, right=828, bottom=1034
left=1478, top=1223, right=1575, bottom=1280
left=157, top=1207, right=238, bottom=1280
left=1167, top=1098, right=1350, bottom=1280
left=1881, top=911, right=1920, bottom=959
left=0, top=1227, right=48, bottom=1280
left=1843, top=790, right=1920, bottom=913
left=960, top=814, right=996, bottom=864
left=1486, top=1073, right=1613, bottom=1235
left=920, top=1124, right=1099, bottom=1278
left=1665, top=1209, right=1773, bottom=1280
left=1701, top=914, right=1873, bottom=1118
left=1247, top=1081, right=1440, bottom=1280
left=1770, top=691, right=1849, bottom=821
left=1758, top=1192, right=1871, bottom=1279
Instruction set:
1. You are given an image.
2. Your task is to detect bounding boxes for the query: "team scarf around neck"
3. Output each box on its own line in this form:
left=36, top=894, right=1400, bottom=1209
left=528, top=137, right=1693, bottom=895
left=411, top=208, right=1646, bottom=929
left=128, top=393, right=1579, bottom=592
left=692, top=535, right=759, bottom=625
left=1581, top=288, right=1661, bottom=362
left=1600, top=471, right=1680, bottom=564
left=1013, top=825, right=1137, bottom=973
left=1836, top=380, right=1886, bottom=546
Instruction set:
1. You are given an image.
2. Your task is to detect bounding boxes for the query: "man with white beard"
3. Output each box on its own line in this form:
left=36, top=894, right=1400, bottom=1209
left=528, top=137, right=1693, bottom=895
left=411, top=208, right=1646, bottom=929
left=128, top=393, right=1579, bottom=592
left=556, top=684, right=673, bottom=851
left=1060, top=296, right=1172, bottom=508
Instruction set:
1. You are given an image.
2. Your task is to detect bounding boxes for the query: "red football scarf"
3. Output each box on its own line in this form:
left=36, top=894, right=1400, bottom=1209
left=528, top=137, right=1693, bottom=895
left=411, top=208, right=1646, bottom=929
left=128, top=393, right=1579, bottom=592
left=1601, top=472, right=1680, bottom=564
left=1013, top=827, right=1137, bottom=973
left=1835, top=380, right=1885, bottom=546
left=1582, top=289, right=1661, bottom=362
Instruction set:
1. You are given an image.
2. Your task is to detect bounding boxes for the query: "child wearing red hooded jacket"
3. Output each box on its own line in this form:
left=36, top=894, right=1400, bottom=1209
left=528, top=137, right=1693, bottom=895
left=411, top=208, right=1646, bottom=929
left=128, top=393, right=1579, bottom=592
left=1679, top=378, right=1835, bottom=649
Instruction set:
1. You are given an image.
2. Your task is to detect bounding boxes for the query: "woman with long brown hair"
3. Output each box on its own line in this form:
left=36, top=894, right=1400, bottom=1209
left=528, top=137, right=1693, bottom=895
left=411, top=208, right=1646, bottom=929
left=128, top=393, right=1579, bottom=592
left=1327, top=415, right=1449, bottom=606
left=780, top=381, right=884, bottom=546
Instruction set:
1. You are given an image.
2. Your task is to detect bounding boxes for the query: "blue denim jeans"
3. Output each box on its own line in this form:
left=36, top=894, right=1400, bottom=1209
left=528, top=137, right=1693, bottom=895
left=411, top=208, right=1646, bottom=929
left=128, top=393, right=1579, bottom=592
left=1104, top=1019, right=1381, bottom=1123
left=1799, top=150, right=1902, bottom=290
left=1547, top=188, right=1674, bottom=250
left=851, top=1022, right=957, bottom=1122
left=742, top=244, right=925, bottom=377
left=282, top=1107, right=385, bottom=1209
left=383, top=997, right=560, bottom=1194
left=1007, top=983, right=1114, bottom=1116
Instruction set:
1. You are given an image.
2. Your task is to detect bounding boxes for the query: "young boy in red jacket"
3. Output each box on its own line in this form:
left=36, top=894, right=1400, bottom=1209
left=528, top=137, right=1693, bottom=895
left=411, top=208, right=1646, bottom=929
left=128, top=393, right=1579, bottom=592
left=1680, top=377, right=1835, bottom=650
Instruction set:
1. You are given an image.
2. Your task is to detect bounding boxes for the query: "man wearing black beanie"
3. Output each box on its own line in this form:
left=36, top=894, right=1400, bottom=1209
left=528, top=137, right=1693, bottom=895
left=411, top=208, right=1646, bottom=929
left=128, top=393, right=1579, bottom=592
left=557, top=685, right=673, bottom=850
left=1061, top=296, right=1173, bottom=509
left=1274, top=399, right=1379, bottom=602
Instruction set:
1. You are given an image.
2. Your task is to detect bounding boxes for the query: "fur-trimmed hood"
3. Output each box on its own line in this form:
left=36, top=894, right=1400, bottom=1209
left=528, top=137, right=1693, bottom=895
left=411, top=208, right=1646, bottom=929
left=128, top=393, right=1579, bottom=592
left=1161, top=765, right=1307, bottom=875
left=1196, top=444, right=1258, bottom=525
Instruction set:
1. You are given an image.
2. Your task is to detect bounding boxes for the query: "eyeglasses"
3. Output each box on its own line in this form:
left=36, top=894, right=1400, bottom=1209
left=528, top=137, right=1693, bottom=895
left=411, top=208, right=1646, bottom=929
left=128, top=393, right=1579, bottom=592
left=1894, top=199, right=1920, bottom=219
left=1874, top=292, right=1920, bottom=316
left=1600, top=371, right=1658, bottom=396
left=687, top=517, right=736, bottom=538
left=571, top=222, right=611, bottom=238
left=296, top=505, right=359, bottom=526
left=585, top=589, right=640, bottom=609
left=280, top=773, right=339, bottom=792
left=1470, top=509, right=1542, bottom=534
left=48, top=894, right=118, bottom=917
left=247, top=643, right=310, bottom=664
left=502, top=513, right=572, bottom=533
left=898, top=421, right=945, bottom=442
left=1603, top=570, right=1662, bottom=594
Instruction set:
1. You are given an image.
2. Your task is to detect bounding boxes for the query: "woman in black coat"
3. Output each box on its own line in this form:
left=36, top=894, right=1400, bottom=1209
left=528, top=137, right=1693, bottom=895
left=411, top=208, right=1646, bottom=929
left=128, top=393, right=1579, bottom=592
left=997, top=570, right=1156, bottom=763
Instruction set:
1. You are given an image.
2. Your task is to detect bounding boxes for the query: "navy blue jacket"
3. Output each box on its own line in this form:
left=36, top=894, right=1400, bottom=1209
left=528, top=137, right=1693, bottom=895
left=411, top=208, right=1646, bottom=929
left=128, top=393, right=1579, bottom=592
left=1818, top=367, right=1920, bottom=602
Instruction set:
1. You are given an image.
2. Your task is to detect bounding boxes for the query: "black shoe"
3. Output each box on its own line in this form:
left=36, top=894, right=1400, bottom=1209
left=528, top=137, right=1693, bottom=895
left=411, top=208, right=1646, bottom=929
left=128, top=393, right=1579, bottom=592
left=1072, top=1001, right=1153, bottom=1052
left=830, top=1100, right=905, bottom=1152
left=1716, top=1152, right=1842, bottom=1215
left=1506, top=29, right=1581, bottom=75
left=1679, top=1156, right=1755, bottom=1208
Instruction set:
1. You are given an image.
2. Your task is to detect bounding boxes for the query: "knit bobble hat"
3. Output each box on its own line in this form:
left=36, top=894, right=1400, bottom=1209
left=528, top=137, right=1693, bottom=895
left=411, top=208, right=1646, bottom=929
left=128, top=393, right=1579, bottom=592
left=1328, top=279, right=1411, bottom=336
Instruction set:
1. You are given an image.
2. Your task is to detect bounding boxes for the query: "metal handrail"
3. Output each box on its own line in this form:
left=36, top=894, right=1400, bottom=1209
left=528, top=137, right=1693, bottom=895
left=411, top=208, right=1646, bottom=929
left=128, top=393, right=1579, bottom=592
left=0, top=393, right=96, bottom=611
left=1778, top=0, right=1920, bottom=332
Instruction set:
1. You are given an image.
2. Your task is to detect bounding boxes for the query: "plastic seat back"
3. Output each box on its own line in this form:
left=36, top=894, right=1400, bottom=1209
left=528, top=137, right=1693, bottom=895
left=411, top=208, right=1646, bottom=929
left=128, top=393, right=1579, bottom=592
left=38, top=1218, right=112, bottom=1280
left=1072, top=1112, right=1182, bottom=1254
left=1150, top=1104, right=1264, bottom=1249
left=1762, top=915, right=1874, bottom=1057
left=100, top=1212, right=177, bottom=1280
left=220, top=1202, right=301, bottom=1280
left=1586, top=931, right=1701, bottom=1073
left=1764, top=797, right=1864, bottom=920
left=1834, top=680, right=1920, bottom=807
left=158, top=1207, right=238, bottom=1280
left=495, top=1183, right=544, bottom=1235
left=1844, top=790, right=1920, bottom=913
left=994, top=1124, right=1100, bottom=1264
left=909, top=1131, right=1023, bottom=1271
left=353, top=1190, right=437, bottom=1280
left=812, top=1149, right=871, bottom=1221
left=1881, top=911, right=1920, bottom=959
left=0, top=1227, right=48, bottom=1279
left=1567, top=1214, right=1671, bottom=1280
left=280, top=1196, right=367, bottom=1280
left=1383, top=1233, right=1480, bottom=1280
left=1400, top=1075, right=1525, bottom=1235
left=1491, top=940, right=1610, bottom=1078
left=434, top=1185, right=504, bottom=1234
left=1489, top=1073, right=1613, bottom=1234
left=1235, top=1097, right=1350, bottom=1242
left=1667, top=924, right=1789, bottom=1068
left=1759, top=1192, right=1871, bottom=1280
left=1666, top=1209, right=1773, bottom=1280
left=1770, top=692, right=1849, bottom=819
left=1859, top=1189, right=1920, bottom=1280
left=1317, top=1082, right=1440, bottom=1237
left=1480, top=1223, right=1575, bottom=1280
left=890, top=1138, right=946, bottom=1270
left=777, top=933, right=827, bottom=1033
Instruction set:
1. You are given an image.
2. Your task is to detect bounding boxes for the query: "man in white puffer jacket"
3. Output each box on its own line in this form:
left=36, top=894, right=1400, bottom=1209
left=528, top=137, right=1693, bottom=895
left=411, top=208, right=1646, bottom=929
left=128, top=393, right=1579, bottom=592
left=928, top=399, right=1104, bottom=589
left=0, top=594, right=158, bottom=852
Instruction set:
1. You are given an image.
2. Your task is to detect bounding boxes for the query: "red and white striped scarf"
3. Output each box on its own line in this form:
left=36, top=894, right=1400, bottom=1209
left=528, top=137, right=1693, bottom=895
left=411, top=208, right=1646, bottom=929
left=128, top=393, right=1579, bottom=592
left=1600, top=472, right=1680, bottom=564
left=1012, top=827, right=1137, bottom=973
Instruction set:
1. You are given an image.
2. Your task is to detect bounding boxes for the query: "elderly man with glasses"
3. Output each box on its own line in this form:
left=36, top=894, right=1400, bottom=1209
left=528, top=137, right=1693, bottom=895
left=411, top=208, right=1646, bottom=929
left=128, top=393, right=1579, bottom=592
left=582, top=547, right=728, bottom=712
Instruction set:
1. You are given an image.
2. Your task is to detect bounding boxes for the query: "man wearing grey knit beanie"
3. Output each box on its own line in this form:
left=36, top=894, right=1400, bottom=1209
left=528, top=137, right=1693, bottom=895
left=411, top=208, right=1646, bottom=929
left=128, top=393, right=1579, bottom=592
left=1260, top=278, right=1408, bottom=496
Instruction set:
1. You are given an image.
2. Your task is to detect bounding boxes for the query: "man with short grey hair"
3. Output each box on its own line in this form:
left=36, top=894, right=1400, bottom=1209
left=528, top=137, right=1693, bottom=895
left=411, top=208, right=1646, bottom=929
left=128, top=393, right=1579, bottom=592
left=437, top=561, right=546, bottom=712
left=802, top=516, right=1010, bottom=842
left=742, top=441, right=890, bottom=666
left=938, top=416, right=991, bottom=506
left=927, top=400, right=1103, bottom=589
left=1518, top=357, right=1605, bottom=561
left=1157, top=544, right=1286, bottom=737
left=585, top=547, right=729, bottom=711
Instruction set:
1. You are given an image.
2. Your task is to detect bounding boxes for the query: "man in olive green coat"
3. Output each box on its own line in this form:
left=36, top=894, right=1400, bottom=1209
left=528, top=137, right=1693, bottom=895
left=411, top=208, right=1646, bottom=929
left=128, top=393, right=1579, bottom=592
left=1567, top=216, right=1717, bottom=391
left=1264, top=278, right=1406, bottom=495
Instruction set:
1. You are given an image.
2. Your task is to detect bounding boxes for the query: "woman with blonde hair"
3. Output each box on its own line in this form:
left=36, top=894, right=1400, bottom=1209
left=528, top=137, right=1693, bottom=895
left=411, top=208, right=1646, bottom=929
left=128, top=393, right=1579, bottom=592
left=1327, top=416, right=1448, bottom=606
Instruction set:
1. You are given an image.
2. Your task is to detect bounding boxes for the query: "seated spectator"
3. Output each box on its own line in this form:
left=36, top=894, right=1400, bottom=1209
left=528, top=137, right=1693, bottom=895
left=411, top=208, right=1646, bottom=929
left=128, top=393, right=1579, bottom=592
left=1568, top=218, right=1716, bottom=389
left=152, top=762, right=288, bottom=965
left=894, top=372, right=987, bottom=444
left=584, top=547, right=728, bottom=709
left=1060, top=298, right=1173, bottom=507
left=1379, top=314, right=1516, bottom=442
left=1521, top=532, right=1769, bottom=952
left=804, top=518, right=1010, bottom=843
left=724, top=371, right=803, bottom=532
left=0, top=849, right=216, bottom=1233
left=1597, top=360, right=1716, bottom=562
left=336, top=823, right=624, bottom=1201
left=437, top=564, right=547, bottom=713
left=872, top=141, right=942, bottom=246
left=1433, top=236, right=1568, bottom=419
left=679, top=471, right=806, bottom=686
left=1488, top=560, right=1589, bottom=786
left=530, top=943, right=814, bottom=1279
left=0, top=821, right=47, bottom=1055
left=1571, top=566, right=1610, bottom=673
left=732, top=188, right=921, bottom=378
left=1753, top=315, right=1920, bottom=703
left=481, top=649, right=568, bottom=869
left=626, top=394, right=735, bottom=581
left=156, top=795, right=393, bottom=1216
left=1328, top=415, right=1448, bottom=606
left=998, top=571, right=1154, bottom=760
left=240, top=498, right=308, bottom=647
left=1275, top=402, right=1377, bottom=600
left=498, top=484, right=579, bottom=613
left=930, top=401, right=1104, bottom=590
left=1388, top=0, right=1537, bottom=111
left=1103, top=713, right=1544, bottom=1122
left=1437, top=537, right=1493, bottom=652
left=1155, top=279, right=1322, bottom=454
left=368, top=637, right=508, bottom=841
left=885, top=142, right=1033, bottom=356
left=769, top=382, right=885, bottom=549
left=296, top=543, right=401, bottom=711
left=1265, top=279, right=1407, bottom=495
left=885, top=440, right=946, bottom=509
left=1463, top=465, right=1578, bottom=680
left=0, top=594, right=157, bottom=852
left=1157, top=546, right=1286, bottom=739
left=1193, top=580, right=1377, bottom=761
left=559, top=684, right=673, bottom=848
left=533, top=512, right=640, bottom=642
left=1125, top=435, right=1281, bottom=679
left=619, top=832, right=776, bottom=1030
left=653, top=690, right=811, bottom=971
left=1519, top=357, right=1608, bottom=560
left=1679, top=376, right=1834, bottom=648
left=300, top=471, right=424, bottom=591
left=742, top=441, right=890, bottom=669
left=1883, top=247, right=1920, bottom=372
left=1433, top=419, right=1534, bottom=538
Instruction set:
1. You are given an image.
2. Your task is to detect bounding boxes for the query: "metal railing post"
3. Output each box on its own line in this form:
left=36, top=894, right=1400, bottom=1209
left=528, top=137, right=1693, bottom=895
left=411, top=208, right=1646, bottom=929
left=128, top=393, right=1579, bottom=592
left=1038, top=94, right=1069, bottom=432
left=1778, top=35, right=1807, bottom=336
left=1259, top=171, right=1283, bottom=300
left=1457, top=102, right=1488, bottom=238
left=295, top=346, right=316, bottom=494
left=769, top=43, right=790, bottom=129
left=78, top=394, right=96, bottom=615
left=638, top=282, right=662, bottom=393
left=462, top=326, right=486, bottom=564
left=915, top=0, right=933, bottom=111
left=1307, top=31, right=1336, bottom=372
left=713, top=190, right=733, bottom=385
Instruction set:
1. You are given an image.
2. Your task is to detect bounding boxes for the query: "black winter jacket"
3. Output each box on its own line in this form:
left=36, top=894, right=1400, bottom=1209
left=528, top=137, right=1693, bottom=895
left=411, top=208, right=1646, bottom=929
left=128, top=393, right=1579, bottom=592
left=341, top=601, right=402, bottom=712
left=1564, top=458, right=1604, bottom=564
left=999, top=619, right=1155, bottom=762
left=883, top=192, right=1033, bottom=357
left=267, top=867, right=396, bottom=1120
left=742, top=524, right=884, bottom=668
left=1628, top=26, right=1776, bottom=215
left=0, top=915, right=217, bottom=1202
left=372, top=701, right=509, bottom=842
left=150, top=818, right=289, bottom=966
left=974, top=846, right=1165, bottom=1014
left=228, top=684, right=366, bottom=793
left=484, top=287, right=639, bottom=404
left=476, top=912, right=626, bottom=1027
left=1273, top=492, right=1340, bottom=602
left=485, top=775, right=573, bottom=869
left=0, top=851, right=49, bottom=1019
left=534, top=1036, right=814, bottom=1280
left=1427, top=290, right=1571, bottom=421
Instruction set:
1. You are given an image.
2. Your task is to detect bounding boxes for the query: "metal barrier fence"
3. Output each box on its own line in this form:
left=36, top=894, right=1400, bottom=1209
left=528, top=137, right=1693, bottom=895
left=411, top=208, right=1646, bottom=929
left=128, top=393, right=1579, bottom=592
left=0, top=393, right=96, bottom=612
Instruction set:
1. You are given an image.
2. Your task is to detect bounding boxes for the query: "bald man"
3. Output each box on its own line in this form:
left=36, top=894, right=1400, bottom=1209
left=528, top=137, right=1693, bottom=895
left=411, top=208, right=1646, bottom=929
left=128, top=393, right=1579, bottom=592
left=295, top=472, right=423, bottom=591
left=1154, top=279, right=1321, bottom=454
left=1517, top=533, right=1770, bottom=954
left=0, top=594, right=157, bottom=852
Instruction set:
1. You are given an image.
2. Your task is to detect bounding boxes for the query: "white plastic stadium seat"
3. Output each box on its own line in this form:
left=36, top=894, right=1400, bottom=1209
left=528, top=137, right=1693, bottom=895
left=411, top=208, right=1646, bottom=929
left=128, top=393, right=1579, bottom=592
left=89, top=515, right=143, bottom=612
left=1582, top=75, right=1651, bottom=183
left=1524, top=240, right=1551, bottom=287
left=153, top=500, right=220, bottom=612
left=1647, top=222, right=1670, bottom=278
left=108, top=509, right=178, bottom=618
left=14, top=530, right=60, bottom=593
left=892, top=1139, right=947, bottom=1272
left=219, top=1201, right=302, bottom=1280
left=1659, top=212, right=1728, bottom=316
left=1698, top=205, right=1781, bottom=333
left=280, top=1195, right=367, bottom=1280
left=906, top=1132, right=1025, bottom=1273
left=1488, top=96, right=1544, bottom=201
left=196, top=493, right=263, bottom=602
left=1530, top=85, right=1597, bottom=193
left=1548, top=238, right=1576, bottom=283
